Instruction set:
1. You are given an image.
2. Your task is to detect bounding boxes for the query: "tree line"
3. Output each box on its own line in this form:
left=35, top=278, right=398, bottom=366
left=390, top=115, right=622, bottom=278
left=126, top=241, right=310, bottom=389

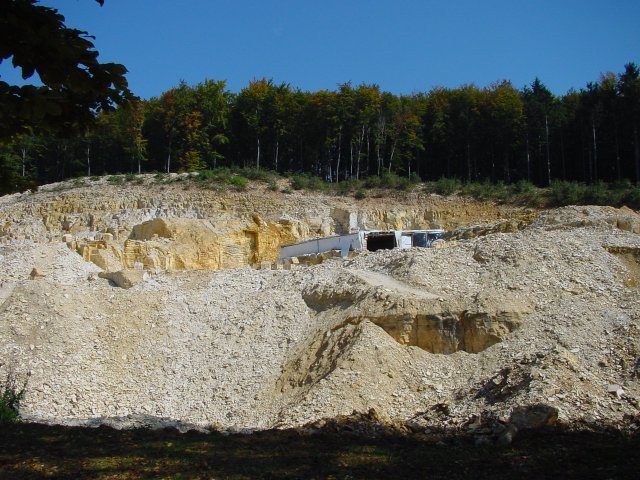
left=1, top=63, right=639, bottom=195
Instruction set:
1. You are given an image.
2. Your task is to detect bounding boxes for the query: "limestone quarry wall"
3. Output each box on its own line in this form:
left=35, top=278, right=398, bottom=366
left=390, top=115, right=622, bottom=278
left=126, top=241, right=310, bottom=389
left=0, top=179, right=534, bottom=272
left=1, top=178, right=639, bottom=433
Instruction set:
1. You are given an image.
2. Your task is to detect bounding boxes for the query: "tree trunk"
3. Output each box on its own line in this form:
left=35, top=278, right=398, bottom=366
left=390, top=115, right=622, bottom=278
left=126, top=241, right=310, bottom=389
left=560, top=130, right=566, bottom=180
left=336, top=130, right=342, bottom=183
left=592, top=116, right=598, bottom=182
left=166, top=136, right=172, bottom=173
left=615, top=125, right=621, bottom=182
left=388, top=139, right=397, bottom=173
left=545, top=115, right=551, bottom=186
left=634, top=124, right=640, bottom=183
left=86, top=145, right=91, bottom=177
left=256, top=135, right=260, bottom=169
left=350, top=141, right=354, bottom=179
left=356, top=124, right=364, bottom=180
left=525, top=133, right=531, bottom=182
left=366, top=127, right=370, bottom=176
left=21, top=147, right=26, bottom=177
left=466, top=141, right=472, bottom=182
left=504, top=146, right=510, bottom=183
left=377, top=119, right=384, bottom=176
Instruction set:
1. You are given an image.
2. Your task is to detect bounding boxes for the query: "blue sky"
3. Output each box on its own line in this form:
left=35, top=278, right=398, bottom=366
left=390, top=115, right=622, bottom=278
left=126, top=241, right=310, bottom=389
left=3, top=0, right=639, bottom=98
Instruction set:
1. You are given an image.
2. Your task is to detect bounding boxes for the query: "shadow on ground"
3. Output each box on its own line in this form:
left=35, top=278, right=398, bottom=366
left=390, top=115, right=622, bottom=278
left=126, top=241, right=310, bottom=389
left=0, top=422, right=638, bottom=479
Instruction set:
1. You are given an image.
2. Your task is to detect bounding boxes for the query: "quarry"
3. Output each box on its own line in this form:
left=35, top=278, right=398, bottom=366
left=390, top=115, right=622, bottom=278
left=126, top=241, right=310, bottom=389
left=0, top=176, right=639, bottom=442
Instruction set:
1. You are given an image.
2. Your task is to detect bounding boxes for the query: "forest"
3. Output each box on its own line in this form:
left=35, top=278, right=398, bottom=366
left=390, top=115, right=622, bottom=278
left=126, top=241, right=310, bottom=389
left=1, top=63, right=640, bottom=196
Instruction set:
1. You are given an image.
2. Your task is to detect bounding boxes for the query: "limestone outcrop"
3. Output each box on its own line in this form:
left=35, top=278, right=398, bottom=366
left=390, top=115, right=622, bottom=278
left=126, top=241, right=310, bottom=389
left=0, top=176, right=533, bottom=273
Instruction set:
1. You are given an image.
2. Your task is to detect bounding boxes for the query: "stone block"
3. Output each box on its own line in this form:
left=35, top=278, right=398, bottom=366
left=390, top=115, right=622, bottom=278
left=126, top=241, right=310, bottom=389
left=29, top=267, right=46, bottom=279
left=98, top=269, right=145, bottom=289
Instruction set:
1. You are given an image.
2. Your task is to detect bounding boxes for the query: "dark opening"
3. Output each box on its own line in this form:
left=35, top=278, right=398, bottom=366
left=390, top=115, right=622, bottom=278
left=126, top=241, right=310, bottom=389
left=427, top=231, right=444, bottom=246
left=412, top=232, right=428, bottom=247
left=367, top=234, right=396, bottom=251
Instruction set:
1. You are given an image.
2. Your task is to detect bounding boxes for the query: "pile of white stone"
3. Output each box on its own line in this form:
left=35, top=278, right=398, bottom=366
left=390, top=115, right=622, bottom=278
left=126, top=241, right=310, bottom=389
left=0, top=204, right=638, bottom=434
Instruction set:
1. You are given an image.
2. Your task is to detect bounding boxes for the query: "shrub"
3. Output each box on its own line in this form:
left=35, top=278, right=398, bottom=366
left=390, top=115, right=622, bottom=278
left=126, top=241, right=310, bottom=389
left=267, top=180, right=279, bottom=191
left=354, top=189, right=367, bottom=200
left=364, top=175, right=382, bottom=188
left=290, top=175, right=307, bottom=190
left=306, top=175, right=326, bottom=191
left=584, top=181, right=610, bottom=205
left=107, top=175, right=124, bottom=184
left=0, top=370, right=27, bottom=425
left=408, top=172, right=422, bottom=185
left=512, top=179, right=536, bottom=195
left=230, top=175, right=248, bottom=190
left=124, top=173, right=138, bottom=182
left=239, top=167, right=274, bottom=182
left=380, top=172, right=401, bottom=189
left=431, top=177, right=461, bottom=196
left=291, top=174, right=326, bottom=191
left=549, top=180, right=587, bottom=206
left=620, top=185, right=640, bottom=209
left=459, top=180, right=507, bottom=201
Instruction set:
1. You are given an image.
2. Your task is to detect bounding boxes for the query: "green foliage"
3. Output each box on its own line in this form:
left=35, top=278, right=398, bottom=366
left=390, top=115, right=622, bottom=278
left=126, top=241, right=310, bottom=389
left=0, top=370, right=27, bottom=425
left=2, top=63, right=640, bottom=196
left=428, top=177, right=462, bottom=196
left=335, top=179, right=356, bottom=196
left=354, top=189, right=367, bottom=199
left=229, top=175, right=248, bottom=191
left=364, top=176, right=381, bottom=188
left=380, top=172, right=402, bottom=189
left=623, top=186, right=640, bottom=208
left=0, top=0, right=132, bottom=139
left=549, top=180, right=588, bottom=206
left=408, top=172, right=421, bottom=184
left=106, top=175, right=124, bottom=184
left=238, top=167, right=274, bottom=182
left=546, top=180, right=640, bottom=209
left=290, top=174, right=326, bottom=191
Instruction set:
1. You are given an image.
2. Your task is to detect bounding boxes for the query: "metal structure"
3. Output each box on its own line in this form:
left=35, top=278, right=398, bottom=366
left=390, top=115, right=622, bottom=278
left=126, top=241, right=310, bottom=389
left=278, top=229, right=445, bottom=260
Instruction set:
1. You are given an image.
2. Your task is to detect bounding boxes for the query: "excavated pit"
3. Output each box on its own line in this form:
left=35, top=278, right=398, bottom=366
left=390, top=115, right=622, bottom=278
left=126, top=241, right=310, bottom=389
left=301, top=270, right=524, bottom=355
left=367, top=311, right=522, bottom=354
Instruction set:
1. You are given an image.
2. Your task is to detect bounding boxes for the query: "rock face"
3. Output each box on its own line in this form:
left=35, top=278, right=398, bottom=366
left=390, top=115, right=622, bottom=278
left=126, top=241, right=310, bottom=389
left=0, top=177, right=532, bottom=272
left=0, top=181, right=639, bottom=434
left=301, top=270, right=527, bottom=354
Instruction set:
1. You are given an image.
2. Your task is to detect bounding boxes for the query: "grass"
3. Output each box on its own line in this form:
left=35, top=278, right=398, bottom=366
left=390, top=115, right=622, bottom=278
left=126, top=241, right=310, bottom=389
left=0, top=422, right=637, bottom=479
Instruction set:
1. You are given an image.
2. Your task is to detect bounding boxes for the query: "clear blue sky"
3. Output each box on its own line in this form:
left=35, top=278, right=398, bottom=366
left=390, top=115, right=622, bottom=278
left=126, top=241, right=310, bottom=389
left=3, top=0, right=640, bottom=98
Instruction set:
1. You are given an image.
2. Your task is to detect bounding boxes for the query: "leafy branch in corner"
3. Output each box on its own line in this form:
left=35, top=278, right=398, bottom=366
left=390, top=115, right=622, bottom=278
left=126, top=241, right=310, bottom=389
left=0, top=364, right=29, bottom=424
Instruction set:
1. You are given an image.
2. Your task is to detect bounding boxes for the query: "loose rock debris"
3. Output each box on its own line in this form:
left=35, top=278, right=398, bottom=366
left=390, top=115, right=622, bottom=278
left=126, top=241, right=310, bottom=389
left=0, top=183, right=639, bottom=439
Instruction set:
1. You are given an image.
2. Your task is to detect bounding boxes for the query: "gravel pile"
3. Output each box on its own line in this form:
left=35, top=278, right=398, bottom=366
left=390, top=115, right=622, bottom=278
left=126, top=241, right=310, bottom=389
left=0, top=196, right=638, bottom=434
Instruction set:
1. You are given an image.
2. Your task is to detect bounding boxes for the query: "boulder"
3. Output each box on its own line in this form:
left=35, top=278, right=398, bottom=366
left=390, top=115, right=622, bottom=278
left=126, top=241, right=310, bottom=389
left=98, top=269, right=145, bottom=289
